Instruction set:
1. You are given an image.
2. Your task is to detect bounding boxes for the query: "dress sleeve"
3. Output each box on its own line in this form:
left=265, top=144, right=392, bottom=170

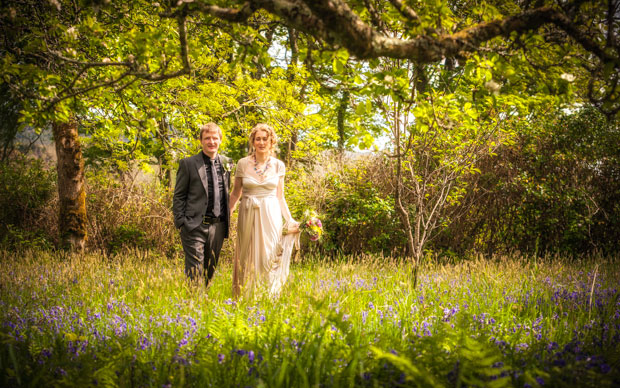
left=234, top=158, right=246, bottom=178
left=276, top=158, right=296, bottom=225
left=276, top=159, right=286, bottom=177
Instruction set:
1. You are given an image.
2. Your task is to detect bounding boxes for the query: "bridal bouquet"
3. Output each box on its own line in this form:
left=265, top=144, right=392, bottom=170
left=300, top=210, right=323, bottom=242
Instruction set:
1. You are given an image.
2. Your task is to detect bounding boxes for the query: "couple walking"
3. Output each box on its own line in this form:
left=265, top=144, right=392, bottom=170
left=172, top=122, right=299, bottom=298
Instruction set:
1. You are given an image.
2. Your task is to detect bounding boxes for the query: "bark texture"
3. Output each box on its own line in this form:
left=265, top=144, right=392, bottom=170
left=52, top=120, right=87, bottom=251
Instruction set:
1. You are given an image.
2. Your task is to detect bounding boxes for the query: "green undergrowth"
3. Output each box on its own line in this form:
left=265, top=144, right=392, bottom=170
left=1, top=250, right=618, bottom=387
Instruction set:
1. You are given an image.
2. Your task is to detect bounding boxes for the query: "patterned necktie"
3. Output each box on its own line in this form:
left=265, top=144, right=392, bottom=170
left=211, top=159, right=220, bottom=217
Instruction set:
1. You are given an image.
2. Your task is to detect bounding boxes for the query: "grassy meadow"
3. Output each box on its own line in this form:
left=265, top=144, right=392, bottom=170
left=0, top=249, right=618, bottom=387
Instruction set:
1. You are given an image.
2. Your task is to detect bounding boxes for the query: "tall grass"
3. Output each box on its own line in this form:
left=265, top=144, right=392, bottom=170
left=1, top=250, right=618, bottom=387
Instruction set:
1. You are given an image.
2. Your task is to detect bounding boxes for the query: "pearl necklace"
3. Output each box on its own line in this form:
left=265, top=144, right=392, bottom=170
left=253, top=154, right=271, bottom=178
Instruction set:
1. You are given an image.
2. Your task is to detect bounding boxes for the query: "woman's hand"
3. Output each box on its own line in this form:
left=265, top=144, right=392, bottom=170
left=285, top=222, right=301, bottom=234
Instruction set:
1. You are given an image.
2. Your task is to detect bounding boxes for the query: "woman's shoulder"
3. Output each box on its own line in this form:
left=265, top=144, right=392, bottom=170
left=271, top=158, right=286, bottom=173
left=234, top=156, right=253, bottom=177
left=237, top=156, right=252, bottom=166
left=268, top=156, right=283, bottom=165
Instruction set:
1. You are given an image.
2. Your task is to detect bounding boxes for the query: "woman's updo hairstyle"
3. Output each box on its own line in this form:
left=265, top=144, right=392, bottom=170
left=248, top=123, right=278, bottom=156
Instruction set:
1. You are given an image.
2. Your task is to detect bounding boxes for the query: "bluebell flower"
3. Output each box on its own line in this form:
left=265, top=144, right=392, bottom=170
left=516, top=343, right=529, bottom=352
left=600, top=363, right=610, bottom=374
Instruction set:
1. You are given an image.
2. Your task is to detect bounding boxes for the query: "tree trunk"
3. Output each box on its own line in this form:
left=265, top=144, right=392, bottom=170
left=337, top=90, right=350, bottom=154
left=158, top=117, right=172, bottom=189
left=392, top=103, right=417, bottom=286
left=287, top=27, right=299, bottom=80
left=52, top=120, right=87, bottom=251
left=285, top=131, right=297, bottom=167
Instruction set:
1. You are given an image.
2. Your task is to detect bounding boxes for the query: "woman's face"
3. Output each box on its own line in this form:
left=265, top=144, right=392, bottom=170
left=253, top=130, right=270, bottom=154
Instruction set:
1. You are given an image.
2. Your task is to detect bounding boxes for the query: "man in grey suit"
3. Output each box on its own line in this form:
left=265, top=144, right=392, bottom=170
left=173, top=122, right=232, bottom=287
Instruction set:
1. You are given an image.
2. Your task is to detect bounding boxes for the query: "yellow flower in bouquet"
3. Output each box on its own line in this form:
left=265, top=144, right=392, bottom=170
left=301, top=210, right=323, bottom=242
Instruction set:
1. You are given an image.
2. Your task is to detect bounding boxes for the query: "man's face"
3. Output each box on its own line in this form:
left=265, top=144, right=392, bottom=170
left=201, top=128, right=221, bottom=158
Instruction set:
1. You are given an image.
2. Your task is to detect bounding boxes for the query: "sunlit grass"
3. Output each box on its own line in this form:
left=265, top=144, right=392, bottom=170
left=1, top=249, right=618, bottom=387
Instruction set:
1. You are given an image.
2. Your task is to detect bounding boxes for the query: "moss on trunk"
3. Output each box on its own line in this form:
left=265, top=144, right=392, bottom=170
left=52, top=120, right=87, bottom=251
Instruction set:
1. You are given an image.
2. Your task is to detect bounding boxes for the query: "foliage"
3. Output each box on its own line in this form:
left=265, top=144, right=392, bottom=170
left=287, top=153, right=405, bottom=255
left=0, top=156, right=57, bottom=249
left=1, top=224, right=55, bottom=252
left=0, top=250, right=619, bottom=387
left=0, top=0, right=335, bottom=172
left=85, top=171, right=180, bottom=256
left=433, top=106, right=620, bottom=257
left=1, top=0, right=619, bottom=260
left=0, top=82, right=22, bottom=163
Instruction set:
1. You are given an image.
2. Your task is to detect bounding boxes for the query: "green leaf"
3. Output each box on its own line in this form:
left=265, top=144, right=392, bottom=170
left=370, top=346, right=441, bottom=387
left=355, top=103, right=366, bottom=115
left=333, top=58, right=344, bottom=74
left=336, top=48, right=349, bottom=62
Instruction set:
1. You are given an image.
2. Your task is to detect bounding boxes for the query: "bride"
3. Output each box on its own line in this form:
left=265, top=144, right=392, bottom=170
left=228, top=123, right=299, bottom=298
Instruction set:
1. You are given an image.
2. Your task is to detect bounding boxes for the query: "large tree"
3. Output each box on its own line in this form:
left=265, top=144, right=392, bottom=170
left=177, top=0, right=619, bottom=117
left=0, top=0, right=330, bottom=250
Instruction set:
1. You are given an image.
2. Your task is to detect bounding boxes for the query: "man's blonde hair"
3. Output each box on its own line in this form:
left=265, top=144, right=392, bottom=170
left=199, top=122, right=222, bottom=140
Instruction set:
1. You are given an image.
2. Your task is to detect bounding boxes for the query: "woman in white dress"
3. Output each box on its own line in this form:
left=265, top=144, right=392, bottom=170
left=229, top=124, right=299, bottom=298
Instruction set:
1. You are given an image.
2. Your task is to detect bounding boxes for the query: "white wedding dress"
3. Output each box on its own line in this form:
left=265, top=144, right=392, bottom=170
left=232, top=156, right=299, bottom=298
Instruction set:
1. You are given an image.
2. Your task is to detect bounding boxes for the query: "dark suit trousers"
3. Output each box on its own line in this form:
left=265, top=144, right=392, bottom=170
left=180, top=221, right=226, bottom=286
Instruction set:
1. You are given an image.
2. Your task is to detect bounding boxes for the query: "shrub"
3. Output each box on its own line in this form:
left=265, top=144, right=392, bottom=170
left=436, top=106, right=620, bottom=256
left=0, top=155, right=57, bottom=249
left=287, top=152, right=406, bottom=256
left=85, top=172, right=181, bottom=257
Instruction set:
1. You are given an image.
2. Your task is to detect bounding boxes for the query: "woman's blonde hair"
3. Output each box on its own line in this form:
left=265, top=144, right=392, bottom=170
left=248, top=123, right=278, bottom=156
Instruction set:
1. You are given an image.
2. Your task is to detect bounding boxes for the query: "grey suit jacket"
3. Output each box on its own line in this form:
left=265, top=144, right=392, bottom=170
left=172, top=152, right=231, bottom=237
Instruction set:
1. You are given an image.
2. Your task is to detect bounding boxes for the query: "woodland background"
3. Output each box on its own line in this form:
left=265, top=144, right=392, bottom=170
left=2, top=1, right=620, bottom=387
left=0, top=0, right=619, bottom=261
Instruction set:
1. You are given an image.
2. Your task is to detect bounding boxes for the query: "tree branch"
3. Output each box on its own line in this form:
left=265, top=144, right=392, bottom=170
left=172, top=1, right=258, bottom=22
left=387, top=0, right=420, bottom=25
left=46, top=51, right=131, bottom=67
left=177, top=14, right=191, bottom=72
left=43, top=71, right=132, bottom=111
left=193, top=1, right=616, bottom=67
left=363, top=0, right=387, bottom=33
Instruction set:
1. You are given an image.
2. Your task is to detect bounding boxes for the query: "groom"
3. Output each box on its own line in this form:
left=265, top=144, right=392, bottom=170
left=173, top=122, right=231, bottom=287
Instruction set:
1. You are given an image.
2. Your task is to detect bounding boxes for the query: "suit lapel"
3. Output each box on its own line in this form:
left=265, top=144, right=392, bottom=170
left=195, top=152, right=209, bottom=196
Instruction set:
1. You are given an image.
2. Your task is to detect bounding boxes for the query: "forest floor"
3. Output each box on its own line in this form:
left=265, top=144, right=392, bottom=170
left=1, top=249, right=618, bottom=387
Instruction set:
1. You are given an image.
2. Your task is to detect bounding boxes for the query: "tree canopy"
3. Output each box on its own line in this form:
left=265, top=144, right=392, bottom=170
left=2, top=0, right=619, bottom=128
left=177, top=0, right=619, bottom=116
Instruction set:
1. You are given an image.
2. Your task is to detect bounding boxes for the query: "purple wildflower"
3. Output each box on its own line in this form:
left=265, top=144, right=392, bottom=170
left=516, top=343, right=529, bottom=352
left=138, top=336, right=151, bottom=350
